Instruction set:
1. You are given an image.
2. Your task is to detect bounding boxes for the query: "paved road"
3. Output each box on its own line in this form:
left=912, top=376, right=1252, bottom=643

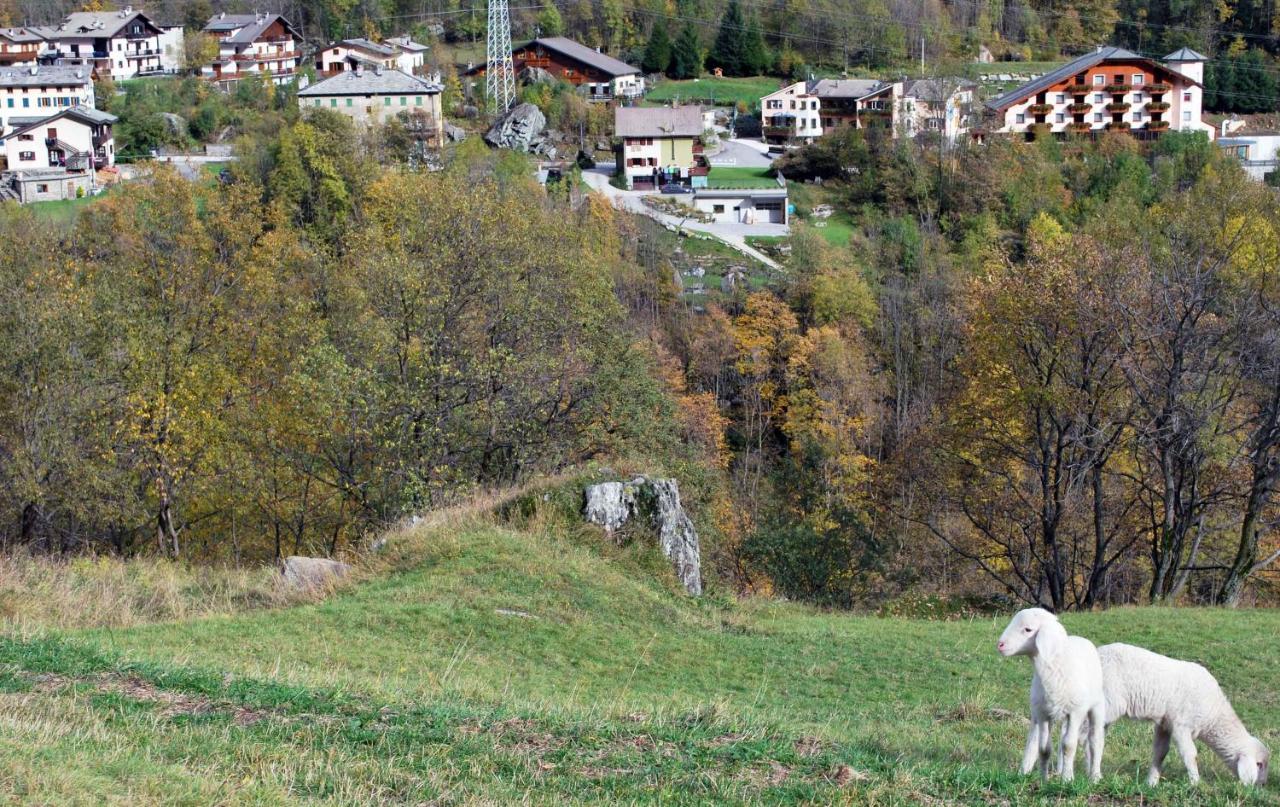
left=706, top=138, right=775, bottom=168
left=580, top=168, right=786, bottom=270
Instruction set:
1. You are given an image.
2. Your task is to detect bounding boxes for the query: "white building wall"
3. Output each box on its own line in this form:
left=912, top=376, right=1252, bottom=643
left=0, top=79, right=94, bottom=134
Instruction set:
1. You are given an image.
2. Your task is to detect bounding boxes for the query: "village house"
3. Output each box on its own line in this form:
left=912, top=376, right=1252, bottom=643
left=157, top=24, right=186, bottom=74
left=760, top=81, right=822, bottom=147
left=315, top=37, right=429, bottom=77
left=0, top=65, right=94, bottom=137
left=984, top=46, right=1212, bottom=139
left=512, top=37, right=644, bottom=101
left=614, top=105, right=708, bottom=190
left=691, top=184, right=789, bottom=225
left=0, top=28, right=44, bottom=67
left=297, top=67, right=444, bottom=146
left=201, top=12, right=303, bottom=88
left=811, top=78, right=899, bottom=132
left=0, top=105, right=116, bottom=171
left=0, top=105, right=116, bottom=204
left=899, top=78, right=977, bottom=142
left=36, top=8, right=166, bottom=80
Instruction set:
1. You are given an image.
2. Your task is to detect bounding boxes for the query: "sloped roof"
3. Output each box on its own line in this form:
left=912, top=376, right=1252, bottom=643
left=808, top=78, right=891, bottom=100
left=0, top=64, right=91, bottom=88
left=56, top=10, right=161, bottom=38
left=986, top=46, right=1195, bottom=111
left=902, top=77, right=977, bottom=99
left=516, top=37, right=639, bottom=77
left=0, top=106, right=117, bottom=142
left=0, top=27, right=48, bottom=44
left=1165, top=47, right=1208, bottom=62
left=203, top=13, right=301, bottom=44
left=298, top=67, right=442, bottom=96
left=386, top=36, right=428, bottom=53
left=615, top=105, right=703, bottom=137
left=340, top=37, right=398, bottom=57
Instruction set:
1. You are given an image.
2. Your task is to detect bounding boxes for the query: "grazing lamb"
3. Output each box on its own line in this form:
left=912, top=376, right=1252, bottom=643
left=998, top=608, right=1107, bottom=782
left=1080, top=643, right=1270, bottom=787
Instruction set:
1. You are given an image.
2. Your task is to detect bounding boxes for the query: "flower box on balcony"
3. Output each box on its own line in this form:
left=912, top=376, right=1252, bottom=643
left=1065, top=83, right=1090, bottom=95
left=1067, top=102, right=1092, bottom=114
left=1105, top=121, right=1131, bottom=131
left=1147, top=119, right=1170, bottom=131
left=1028, top=103, right=1053, bottom=115
left=1067, top=122, right=1093, bottom=134
left=1104, top=83, right=1130, bottom=94
left=1105, top=102, right=1131, bottom=113
left=1146, top=101, right=1170, bottom=112
left=1148, top=82, right=1172, bottom=94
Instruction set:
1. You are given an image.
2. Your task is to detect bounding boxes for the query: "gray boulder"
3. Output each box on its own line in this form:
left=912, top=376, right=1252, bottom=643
left=652, top=479, right=702, bottom=596
left=484, top=102, right=547, bottom=153
left=721, top=267, right=747, bottom=294
left=157, top=112, right=187, bottom=138
left=583, top=476, right=703, bottom=595
left=518, top=66, right=555, bottom=85
left=280, top=556, right=351, bottom=591
left=443, top=122, right=467, bottom=143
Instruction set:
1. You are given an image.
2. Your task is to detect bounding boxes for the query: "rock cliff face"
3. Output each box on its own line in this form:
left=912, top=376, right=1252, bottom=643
left=583, top=476, right=702, bottom=596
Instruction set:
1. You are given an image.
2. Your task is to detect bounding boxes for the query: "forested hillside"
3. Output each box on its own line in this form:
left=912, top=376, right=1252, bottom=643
left=0, top=103, right=1278, bottom=611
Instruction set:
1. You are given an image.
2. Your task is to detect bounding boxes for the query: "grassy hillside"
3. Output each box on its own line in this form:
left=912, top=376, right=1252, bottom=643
left=0, top=490, right=1277, bottom=804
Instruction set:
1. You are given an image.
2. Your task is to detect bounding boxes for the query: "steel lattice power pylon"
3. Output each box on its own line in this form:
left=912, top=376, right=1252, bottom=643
left=485, top=0, right=516, bottom=113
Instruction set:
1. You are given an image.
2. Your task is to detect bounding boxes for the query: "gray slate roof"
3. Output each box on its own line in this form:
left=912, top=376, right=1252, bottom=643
left=56, top=10, right=160, bottom=38
left=341, top=37, right=398, bottom=57
left=1165, top=47, right=1208, bottom=62
left=386, top=36, right=428, bottom=53
left=517, top=37, right=639, bottom=77
left=615, top=105, right=703, bottom=137
left=203, top=13, right=300, bottom=44
left=298, top=68, right=442, bottom=97
left=0, top=106, right=117, bottom=142
left=0, top=27, right=48, bottom=43
left=807, top=78, right=891, bottom=99
left=0, top=65, right=91, bottom=88
left=985, top=46, right=1192, bottom=111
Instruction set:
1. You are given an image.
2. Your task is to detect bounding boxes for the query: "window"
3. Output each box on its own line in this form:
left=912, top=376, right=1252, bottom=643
left=1015, top=113, right=1025, bottom=124
left=384, top=97, right=391, bottom=105
left=1131, top=111, right=1141, bottom=122
left=35, top=183, right=47, bottom=192
left=17, top=134, right=32, bottom=141
left=21, top=98, right=27, bottom=107
left=18, top=151, right=34, bottom=161
left=1133, top=92, right=1143, bottom=103
left=1093, top=74, right=1104, bottom=85
left=713, top=204, right=725, bottom=213
left=1055, top=113, right=1065, bottom=123
left=346, top=98, right=353, bottom=107
left=1093, top=93, right=1104, bottom=103
left=1113, top=73, right=1123, bottom=83
left=400, top=96, right=407, bottom=106
left=330, top=98, right=337, bottom=107
left=1132, top=74, right=1144, bottom=85
left=1183, top=110, right=1192, bottom=121
left=313, top=99, right=320, bottom=106
left=415, top=96, right=422, bottom=106
left=1183, top=92, right=1192, bottom=102
left=1055, top=93, right=1065, bottom=104
left=1093, top=112, right=1103, bottom=122
left=5, top=99, right=10, bottom=108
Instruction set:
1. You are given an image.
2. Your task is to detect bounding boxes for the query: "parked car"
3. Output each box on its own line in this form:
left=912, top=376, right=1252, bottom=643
left=660, top=183, right=693, bottom=194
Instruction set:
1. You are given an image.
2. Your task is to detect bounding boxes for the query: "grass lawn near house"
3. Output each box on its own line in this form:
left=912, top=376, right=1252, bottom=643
left=25, top=189, right=109, bottom=225
left=645, top=75, right=783, bottom=109
left=706, top=166, right=781, bottom=189
left=786, top=180, right=857, bottom=247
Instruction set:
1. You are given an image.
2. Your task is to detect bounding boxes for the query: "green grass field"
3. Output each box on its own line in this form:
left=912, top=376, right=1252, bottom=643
left=646, top=76, right=782, bottom=108
left=26, top=191, right=106, bottom=224
left=706, top=166, right=781, bottom=189
left=0, top=483, right=1277, bottom=804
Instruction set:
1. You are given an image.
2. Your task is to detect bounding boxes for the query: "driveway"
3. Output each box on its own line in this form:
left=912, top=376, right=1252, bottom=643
left=580, top=168, right=786, bottom=270
left=706, top=138, right=774, bottom=168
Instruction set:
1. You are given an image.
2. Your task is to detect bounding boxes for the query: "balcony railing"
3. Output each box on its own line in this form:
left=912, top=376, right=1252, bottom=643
left=235, top=50, right=299, bottom=62
left=1065, top=83, right=1090, bottom=95
left=1067, top=102, right=1092, bottom=114
left=1028, top=103, right=1053, bottom=115
left=1104, top=83, right=1131, bottom=93
left=1105, top=102, right=1131, bottom=113
left=1148, top=82, right=1172, bottom=94
left=1146, top=101, right=1170, bottom=112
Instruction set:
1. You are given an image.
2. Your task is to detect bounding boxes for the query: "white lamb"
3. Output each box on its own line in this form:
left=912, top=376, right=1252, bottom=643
left=1080, top=643, right=1270, bottom=787
left=998, top=608, right=1106, bottom=782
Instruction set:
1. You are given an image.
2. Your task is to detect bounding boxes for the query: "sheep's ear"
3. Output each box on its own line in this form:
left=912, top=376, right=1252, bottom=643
left=1237, top=754, right=1258, bottom=785
left=1033, top=620, right=1065, bottom=656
